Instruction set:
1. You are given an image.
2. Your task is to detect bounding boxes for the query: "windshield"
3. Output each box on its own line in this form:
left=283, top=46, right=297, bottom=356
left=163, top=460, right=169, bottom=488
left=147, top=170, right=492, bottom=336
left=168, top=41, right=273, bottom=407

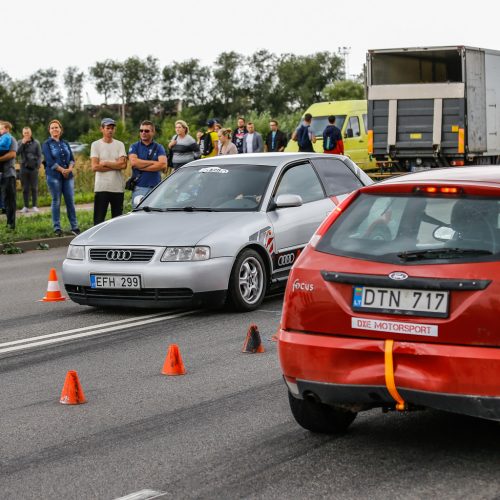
left=297, top=115, right=346, bottom=138
left=140, top=164, right=276, bottom=211
left=316, top=193, right=500, bottom=264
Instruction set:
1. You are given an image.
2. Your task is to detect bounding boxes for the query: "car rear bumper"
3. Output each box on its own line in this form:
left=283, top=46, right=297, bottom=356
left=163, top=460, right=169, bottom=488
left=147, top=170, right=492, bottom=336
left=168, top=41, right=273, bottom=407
left=278, top=330, right=500, bottom=421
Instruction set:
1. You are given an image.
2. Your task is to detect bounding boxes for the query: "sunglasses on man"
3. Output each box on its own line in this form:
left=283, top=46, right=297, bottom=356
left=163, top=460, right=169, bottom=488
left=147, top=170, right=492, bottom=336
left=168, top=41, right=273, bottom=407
left=139, top=129, right=152, bottom=133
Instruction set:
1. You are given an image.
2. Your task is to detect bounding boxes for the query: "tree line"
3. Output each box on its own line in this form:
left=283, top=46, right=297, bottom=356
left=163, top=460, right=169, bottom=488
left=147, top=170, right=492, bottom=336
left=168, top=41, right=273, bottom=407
left=0, top=50, right=364, bottom=141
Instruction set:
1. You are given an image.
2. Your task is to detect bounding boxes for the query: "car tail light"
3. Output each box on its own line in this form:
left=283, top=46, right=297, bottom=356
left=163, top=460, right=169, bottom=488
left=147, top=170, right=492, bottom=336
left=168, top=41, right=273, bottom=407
left=309, top=191, right=359, bottom=248
left=368, top=130, right=374, bottom=154
left=414, top=186, right=464, bottom=195
left=450, top=160, right=465, bottom=166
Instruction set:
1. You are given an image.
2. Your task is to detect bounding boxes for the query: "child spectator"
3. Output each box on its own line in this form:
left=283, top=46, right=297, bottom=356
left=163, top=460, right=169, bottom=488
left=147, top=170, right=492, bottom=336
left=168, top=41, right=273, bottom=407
left=0, top=121, right=13, bottom=158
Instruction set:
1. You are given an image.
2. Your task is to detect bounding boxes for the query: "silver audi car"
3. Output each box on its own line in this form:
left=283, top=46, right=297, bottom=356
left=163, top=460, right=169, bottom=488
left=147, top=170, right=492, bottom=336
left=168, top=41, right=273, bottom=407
left=63, top=153, right=372, bottom=311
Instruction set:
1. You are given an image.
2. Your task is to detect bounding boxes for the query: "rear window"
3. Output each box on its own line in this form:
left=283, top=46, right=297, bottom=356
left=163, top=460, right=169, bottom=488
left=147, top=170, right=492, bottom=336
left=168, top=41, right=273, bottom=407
left=316, top=193, right=500, bottom=264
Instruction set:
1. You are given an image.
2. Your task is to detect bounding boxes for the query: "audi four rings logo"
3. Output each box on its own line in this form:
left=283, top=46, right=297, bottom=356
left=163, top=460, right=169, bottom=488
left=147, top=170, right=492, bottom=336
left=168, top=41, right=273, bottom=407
left=106, top=250, right=132, bottom=261
left=278, top=253, right=295, bottom=266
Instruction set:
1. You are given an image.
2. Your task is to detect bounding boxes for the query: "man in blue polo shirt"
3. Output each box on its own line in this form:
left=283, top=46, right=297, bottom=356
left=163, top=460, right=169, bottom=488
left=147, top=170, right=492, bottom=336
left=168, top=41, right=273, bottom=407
left=128, top=120, right=167, bottom=207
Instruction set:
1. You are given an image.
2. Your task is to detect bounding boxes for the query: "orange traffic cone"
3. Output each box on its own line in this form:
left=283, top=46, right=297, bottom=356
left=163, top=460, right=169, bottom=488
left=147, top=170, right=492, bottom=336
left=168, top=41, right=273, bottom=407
left=40, top=268, right=66, bottom=302
left=60, top=370, right=87, bottom=405
left=242, top=324, right=265, bottom=353
left=161, top=344, right=186, bottom=376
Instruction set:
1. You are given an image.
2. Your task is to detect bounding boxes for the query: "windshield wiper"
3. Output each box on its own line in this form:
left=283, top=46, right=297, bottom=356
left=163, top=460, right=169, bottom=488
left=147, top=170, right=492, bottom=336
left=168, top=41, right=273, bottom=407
left=179, top=206, right=217, bottom=212
left=398, top=248, right=493, bottom=261
left=133, top=206, right=166, bottom=212
left=136, top=206, right=219, bottom=212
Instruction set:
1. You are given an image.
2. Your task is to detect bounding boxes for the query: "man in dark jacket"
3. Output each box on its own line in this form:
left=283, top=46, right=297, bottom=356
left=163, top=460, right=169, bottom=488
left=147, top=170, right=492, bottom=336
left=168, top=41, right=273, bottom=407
left=232, top=117, right=247, bottom=154
left=17, top=126, right=42, bottom=212
left=292, top=113, right=316, bottom=152
left=264, top=120, right=288, bottom=152
left=323, top=115, right=344, bottom=155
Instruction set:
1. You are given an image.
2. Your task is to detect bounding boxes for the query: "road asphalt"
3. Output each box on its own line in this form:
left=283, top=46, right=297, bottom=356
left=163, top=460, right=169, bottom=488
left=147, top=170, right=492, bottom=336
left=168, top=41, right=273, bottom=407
left=1, top=248, right=499, bottom=499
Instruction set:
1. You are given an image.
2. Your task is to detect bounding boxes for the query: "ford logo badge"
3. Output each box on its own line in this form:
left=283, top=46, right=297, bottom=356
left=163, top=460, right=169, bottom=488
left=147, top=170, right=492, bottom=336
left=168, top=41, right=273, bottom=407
left=389, top=271, right=408, bottom=280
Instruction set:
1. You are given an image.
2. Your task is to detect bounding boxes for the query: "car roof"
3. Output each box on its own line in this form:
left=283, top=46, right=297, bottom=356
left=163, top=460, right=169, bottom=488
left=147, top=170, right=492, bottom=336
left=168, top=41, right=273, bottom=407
left=186, top=153, right=349, bottom=168
left=378, top=166, right=500, bottom=187
left=306, top=100, right=367, bottom=115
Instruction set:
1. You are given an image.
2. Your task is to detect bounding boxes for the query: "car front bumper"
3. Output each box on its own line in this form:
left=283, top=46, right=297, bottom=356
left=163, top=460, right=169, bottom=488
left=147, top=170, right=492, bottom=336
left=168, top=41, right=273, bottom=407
left=62, top=256, right=234, bottom=309
left=278, top=330, right=500, bottom=421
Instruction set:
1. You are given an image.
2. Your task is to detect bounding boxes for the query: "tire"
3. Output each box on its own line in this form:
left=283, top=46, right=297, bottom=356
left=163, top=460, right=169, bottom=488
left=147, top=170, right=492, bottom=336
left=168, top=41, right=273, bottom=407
left=288, top=391, right=357, bottom=434
left=227, top=248, right=267, bottom=312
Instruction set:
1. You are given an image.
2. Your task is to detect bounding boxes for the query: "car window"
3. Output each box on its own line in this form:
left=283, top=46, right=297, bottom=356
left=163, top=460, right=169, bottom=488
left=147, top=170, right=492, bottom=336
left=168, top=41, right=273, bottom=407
left=348, top=116, right=360, bottom=137
left=295, top=115, right=347, bottom=137
left=362, top=114, right=368, bottom=133
left=143, top=164, right=275, bottom=211
left=316, top=193, right=500, bottom=263
left=312, top=158, right=364, bottom=197
left=275, top=163, right=325, bottom=204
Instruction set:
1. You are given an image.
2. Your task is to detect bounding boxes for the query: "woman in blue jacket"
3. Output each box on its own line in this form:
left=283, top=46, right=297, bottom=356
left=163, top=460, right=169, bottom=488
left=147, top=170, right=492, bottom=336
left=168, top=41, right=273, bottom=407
left=42, top=120, right=80, bottom=236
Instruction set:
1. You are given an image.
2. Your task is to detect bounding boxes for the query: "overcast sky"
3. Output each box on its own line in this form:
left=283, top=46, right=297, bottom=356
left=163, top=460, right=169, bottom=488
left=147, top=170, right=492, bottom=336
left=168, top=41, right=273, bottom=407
left=2, top=0, right=498, bottom=104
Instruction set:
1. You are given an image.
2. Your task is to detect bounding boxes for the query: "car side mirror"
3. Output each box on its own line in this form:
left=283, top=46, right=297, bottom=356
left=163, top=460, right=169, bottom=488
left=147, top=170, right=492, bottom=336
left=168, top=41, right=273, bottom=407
left=433, top=226, right=456, bottom=241
left=275, top=194, right=303, bottom=208
left=345, top=128, right=354, bottom=138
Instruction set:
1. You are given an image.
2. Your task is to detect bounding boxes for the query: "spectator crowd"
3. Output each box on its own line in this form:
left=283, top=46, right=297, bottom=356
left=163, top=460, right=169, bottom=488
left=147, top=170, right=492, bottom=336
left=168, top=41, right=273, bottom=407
left=0, top=114, right=344, bottom=235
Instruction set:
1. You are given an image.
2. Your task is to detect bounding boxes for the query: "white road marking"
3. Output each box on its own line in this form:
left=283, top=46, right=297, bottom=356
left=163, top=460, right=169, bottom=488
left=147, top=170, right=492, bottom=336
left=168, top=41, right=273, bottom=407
left=0, top=310, right=199, bottom=355
left=0, top=311, right=170, bottom=348
left=114, top=490, right=166, bottom=500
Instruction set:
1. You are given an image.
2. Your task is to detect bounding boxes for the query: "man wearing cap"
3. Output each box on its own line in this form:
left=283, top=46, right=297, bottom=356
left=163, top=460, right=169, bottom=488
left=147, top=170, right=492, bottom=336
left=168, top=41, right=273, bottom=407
left=201, top=119, right=219, bottom=158
left=90, top=118, right=127, bottom=225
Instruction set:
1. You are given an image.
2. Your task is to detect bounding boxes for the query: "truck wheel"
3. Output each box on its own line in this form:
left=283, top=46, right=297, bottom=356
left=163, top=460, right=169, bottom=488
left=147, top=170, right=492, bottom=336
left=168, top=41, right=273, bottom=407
left=227, top=249, right=267, bottom=311
left=288, top=391, right=357, bottom=434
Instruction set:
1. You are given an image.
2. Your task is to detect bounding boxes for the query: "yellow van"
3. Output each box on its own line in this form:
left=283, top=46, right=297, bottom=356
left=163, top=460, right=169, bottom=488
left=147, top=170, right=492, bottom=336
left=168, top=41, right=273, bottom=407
left=285, top=100, right=376, bottom=170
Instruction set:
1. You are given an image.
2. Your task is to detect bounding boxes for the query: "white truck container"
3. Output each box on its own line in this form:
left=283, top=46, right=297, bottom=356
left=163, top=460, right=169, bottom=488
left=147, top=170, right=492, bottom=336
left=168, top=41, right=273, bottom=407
left=366, top=46, right=500, bottom=170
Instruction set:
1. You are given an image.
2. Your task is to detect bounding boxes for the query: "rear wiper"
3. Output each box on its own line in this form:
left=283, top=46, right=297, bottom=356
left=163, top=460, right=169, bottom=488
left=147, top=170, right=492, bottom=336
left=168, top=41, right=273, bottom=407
left=133, top=206, right=166, bottom=212
left=398, top=248, right=493, bottom=261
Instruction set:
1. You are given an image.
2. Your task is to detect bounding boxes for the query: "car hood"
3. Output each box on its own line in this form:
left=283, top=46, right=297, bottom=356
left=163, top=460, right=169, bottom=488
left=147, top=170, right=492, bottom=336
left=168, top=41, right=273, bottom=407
left=74, top=211, right=261, bottom=246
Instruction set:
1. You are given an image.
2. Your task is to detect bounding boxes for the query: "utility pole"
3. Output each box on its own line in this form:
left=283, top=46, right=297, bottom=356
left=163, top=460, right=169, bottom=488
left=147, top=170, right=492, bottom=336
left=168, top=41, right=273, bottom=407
left=338, top=46, right=351, bottom=80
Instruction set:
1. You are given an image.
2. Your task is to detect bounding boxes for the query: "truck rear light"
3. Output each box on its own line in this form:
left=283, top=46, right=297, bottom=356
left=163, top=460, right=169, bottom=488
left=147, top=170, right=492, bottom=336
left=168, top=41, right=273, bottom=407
left=309, top=191, right=359, bottom=248
left=414, top=186, right=464, bottom=195
left=458, top=128, right=465, bottom=153
left=450, top=160, right=465, bottom=166
left=368, top=130, right=374, bottom=154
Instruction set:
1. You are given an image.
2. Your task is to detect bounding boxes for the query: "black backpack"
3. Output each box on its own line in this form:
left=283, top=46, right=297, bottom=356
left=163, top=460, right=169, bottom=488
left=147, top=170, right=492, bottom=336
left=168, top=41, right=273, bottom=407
left=200, top=132, right=214, bottom=156
left=323, top=126, right=339, bottom=151
left=297, top=124, right=312, bottom=149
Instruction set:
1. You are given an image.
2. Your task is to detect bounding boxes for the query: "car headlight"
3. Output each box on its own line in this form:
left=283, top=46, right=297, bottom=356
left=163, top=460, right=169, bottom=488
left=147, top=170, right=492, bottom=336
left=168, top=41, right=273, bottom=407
left=161, top=246, right=210, bottom=262
left=67, top=245, right=85, bottom=260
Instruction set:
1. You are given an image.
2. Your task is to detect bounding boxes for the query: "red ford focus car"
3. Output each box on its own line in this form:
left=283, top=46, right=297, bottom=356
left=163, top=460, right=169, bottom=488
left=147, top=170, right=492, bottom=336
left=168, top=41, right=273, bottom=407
left=278, top=166, right=500, bottom=433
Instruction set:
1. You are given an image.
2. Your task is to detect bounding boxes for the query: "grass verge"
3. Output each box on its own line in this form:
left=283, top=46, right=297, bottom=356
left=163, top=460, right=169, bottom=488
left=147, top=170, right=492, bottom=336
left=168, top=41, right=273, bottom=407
left=0, top=197, right=133, bottom=244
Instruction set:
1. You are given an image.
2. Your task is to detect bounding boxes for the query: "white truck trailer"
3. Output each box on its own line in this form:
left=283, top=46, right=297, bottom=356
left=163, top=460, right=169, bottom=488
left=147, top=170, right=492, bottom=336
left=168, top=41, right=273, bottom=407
left=366, top=46, right=500, bottom=170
